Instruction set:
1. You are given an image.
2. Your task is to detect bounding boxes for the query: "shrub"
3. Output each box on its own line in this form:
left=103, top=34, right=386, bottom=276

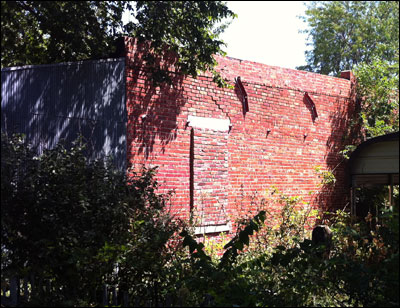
left=179, top=196, right=399, bottom=307
left=1, top=133, right=183, bottom=306
left=2, top=133, right=397, bottom=306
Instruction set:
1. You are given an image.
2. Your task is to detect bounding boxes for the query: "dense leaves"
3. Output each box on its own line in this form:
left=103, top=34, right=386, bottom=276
left=298, top=1, right=399, bottom=139
left=354, top=57, right=399, bottom=138
left=1, top=134, right=398, bottom=306
left=298, top=1, right=399, bottom=76
left=1, top=1, right=126, bottom=66
left=179, top=205, right=399, bottom=307
left=1, top=134, right=182, bottom=306
left=1, top=1, right=235, bottom=87
left=130, top=1, right=235, bottom=86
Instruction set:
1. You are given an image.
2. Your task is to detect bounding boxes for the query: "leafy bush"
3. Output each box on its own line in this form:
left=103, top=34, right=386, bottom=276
left=2, top=133, right=398, bottom=307
left=179, top=198, right=399, bottom=307
left=1, top=133, right=183, bottom=306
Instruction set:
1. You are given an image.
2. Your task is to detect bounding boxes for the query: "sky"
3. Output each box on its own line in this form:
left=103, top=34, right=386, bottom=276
left=219, top=1, right=310, bottom=69
left=122, top=1, right=310, bottom=70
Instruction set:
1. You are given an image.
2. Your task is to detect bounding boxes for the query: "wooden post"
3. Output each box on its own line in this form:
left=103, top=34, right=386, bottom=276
left=29, top=273, right=35, bottom=301
left=112, top=286, right=118, bottom=306
left=389, top=174, right=394, bottom=211
left=165, top=294, right=172, bottom=307
left=350, top=186, right=356, bottom=218
left=102, top=285, right=108, bottom=307
left=23, top=277, right=29, bottom=302
left=123, top=291, right=129, bottom=307
left=10, top=277, right=19, bottom=307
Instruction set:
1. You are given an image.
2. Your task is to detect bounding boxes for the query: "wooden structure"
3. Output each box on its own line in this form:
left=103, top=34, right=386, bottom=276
left=348, top=132, right=399, bottom=216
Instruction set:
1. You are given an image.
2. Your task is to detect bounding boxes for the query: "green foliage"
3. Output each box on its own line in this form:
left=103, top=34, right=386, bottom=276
left=2, top=134, right=398, bottom=306
left=1, top=133, right=183, bottom=306
left=354, top=57, right=399, bottom=138
left=178, top=210, right=268, bottom=307
left=178, top=196, right=398, bottom=307
left=1, top=1, right=236, bottom=88
left=1, top=1, right=126, bottom=67
left=219, top=210, right=266, bottom=268
left=315, top=165, right=337, bottom=185
left=339, top=144, right=357, bottom=159
left=130, top=1, right=235, bottom=87
left=177, top=193, right=313, bottom=306
left=298, top=1, right=399, bottom=76
left=299, top=1, right=399, bottom=139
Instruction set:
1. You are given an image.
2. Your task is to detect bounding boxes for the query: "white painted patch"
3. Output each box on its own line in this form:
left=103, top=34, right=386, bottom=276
left=188, top=115, right=230, bottom=131
left=194, top=223, right=231, bottom=235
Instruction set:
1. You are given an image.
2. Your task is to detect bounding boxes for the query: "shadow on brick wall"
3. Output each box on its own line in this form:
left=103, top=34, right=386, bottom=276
left=316, top=83, right=361, bottom=212
left=125, top=38, right=186, bottom=162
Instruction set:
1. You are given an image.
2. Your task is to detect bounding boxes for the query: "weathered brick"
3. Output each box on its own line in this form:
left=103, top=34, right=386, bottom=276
left=124, top=37, right=358, bottom=236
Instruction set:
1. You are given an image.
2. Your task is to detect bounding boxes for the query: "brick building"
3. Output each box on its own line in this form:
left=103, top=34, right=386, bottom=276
left=123, top=37, right=358, bottom=235
left=1, top=37, right=358, bottom=236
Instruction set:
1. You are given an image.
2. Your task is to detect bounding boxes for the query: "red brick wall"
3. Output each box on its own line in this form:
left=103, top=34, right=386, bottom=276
left=124, top=38, right=358, bottom=234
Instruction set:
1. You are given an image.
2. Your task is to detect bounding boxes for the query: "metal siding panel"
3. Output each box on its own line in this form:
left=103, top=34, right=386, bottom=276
left=357, top=141, right=399, bottom=158
left=353, top=157, right=399, bottom=174
left=1, top=58, right=126, bottom=170
left=351, top=140, right=399, bottom=175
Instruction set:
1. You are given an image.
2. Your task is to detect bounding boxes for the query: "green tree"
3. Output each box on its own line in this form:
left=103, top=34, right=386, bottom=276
left=1, top=1, right=126, bottom=67
left=298, top=1, right=399, bottom=138
left=129, top=1, right=235, bottom=86
left=298, top=1, right=399, bottom=77
left=1, top=1, right=235, bottom=86
left=354, top=56, right=399, bottom=138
